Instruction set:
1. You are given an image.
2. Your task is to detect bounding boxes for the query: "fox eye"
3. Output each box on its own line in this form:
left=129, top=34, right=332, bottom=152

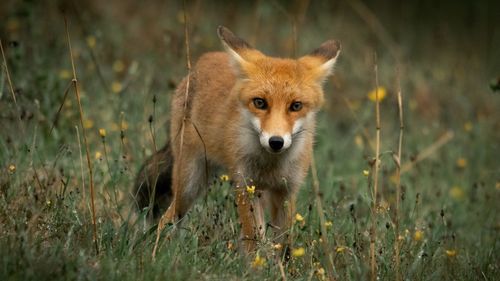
left=290, top=101, right=303, bottom=112
left=253, top=98, right=268, bottom=110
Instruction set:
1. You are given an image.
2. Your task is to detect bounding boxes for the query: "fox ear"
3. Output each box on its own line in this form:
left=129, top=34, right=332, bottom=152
left=300, top=40, right=341, bottom=83
left=217, top=26, right=258, bottom=75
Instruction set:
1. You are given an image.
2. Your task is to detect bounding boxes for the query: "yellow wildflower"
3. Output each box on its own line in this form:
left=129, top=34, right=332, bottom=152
left=325, top=221, right=333, bottom=228
left=83, top=119, right=94, bottom=129
left=463, top=121, right=473, bottom=132
left=176, top=11, right=185, bottom=24
left=336, top=246, right=345, bottom=253
left=445, top=249, right=457, bottom=257
left=291, top=247, right=305, bottom=257
left=8, top=164, right=16, bottom=174
left=295, top=213, right=304, bottom=222
left=409, top=98, right=417, bottom=111
left=367, top=86, right=387, bottom=102
left=112, top=60, right=125, bottom=73
left=246, top=185, right=255, bottom=195
left=449, top=186, right=465, bottom=200
left=251, top=253, right=265, bottom=268
left=86, top=35, right=96, bottom=49
left=95, top=151, right=102, bottom=160
left=59, top=69, right=71, bottom=80
left=99, top=128, right=106, bottom=138
left=316, top=267, right=326, bottom=280
left=389, top=174, right=398, bottom=184
left=378, top=200, right=390, bottom=212
left=317, top=267, right=325, bottom=275
left=64, top=99, right=72, bottom=109
left=363, top=170, right=370, bottom=177
left=456, top=157, right=467, bottom=169
left=354, top=134, right=363, bottom=148
left=111, top=81, right=123, bottom=93
left=220, top=174, right=229, bottom=182
left=6, top=18, right=20, bottom=32
left=414, top=230, right=424, bottom=242
left=120, top=121, right=129, bottom=131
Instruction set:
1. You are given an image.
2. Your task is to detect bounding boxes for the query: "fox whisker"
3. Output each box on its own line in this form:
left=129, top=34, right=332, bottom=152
left=292, top=129, right=307, bottom=139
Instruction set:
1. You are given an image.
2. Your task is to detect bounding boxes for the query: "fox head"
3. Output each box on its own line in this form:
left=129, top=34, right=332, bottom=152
left=217, top=26, right=340, bottom=154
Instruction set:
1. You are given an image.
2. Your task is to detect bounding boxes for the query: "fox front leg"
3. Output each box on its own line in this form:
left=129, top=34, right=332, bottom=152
left=268, top=189, right=296, bottom=260
left=235, top=184, right=265, bottom=254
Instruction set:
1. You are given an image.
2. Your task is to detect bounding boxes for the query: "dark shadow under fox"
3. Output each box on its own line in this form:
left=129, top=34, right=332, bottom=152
left=133, top=144, right=173, bottom=220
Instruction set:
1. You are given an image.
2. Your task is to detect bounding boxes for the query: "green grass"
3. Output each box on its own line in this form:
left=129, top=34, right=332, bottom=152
left=1, top=1, right=499, bottom=280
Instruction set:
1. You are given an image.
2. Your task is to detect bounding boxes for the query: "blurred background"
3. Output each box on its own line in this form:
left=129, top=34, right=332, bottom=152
left=1, top=0, right=498, bottom=133
left=1, top=0, right=498, bottom=200
left=0, top=0, right=499, bottom=280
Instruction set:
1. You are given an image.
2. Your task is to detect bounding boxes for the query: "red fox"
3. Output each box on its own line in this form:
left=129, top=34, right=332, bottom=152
left=135, top=26, right=340, bottom=252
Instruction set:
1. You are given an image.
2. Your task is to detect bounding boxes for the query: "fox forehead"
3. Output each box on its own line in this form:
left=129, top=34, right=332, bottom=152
left=244, top=56, right=307, bottom=82
left=239, top=57, right=324, bottom=106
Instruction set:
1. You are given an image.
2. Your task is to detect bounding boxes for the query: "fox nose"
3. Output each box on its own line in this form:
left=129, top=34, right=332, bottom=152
left=268, top=136, right=284, bottom=151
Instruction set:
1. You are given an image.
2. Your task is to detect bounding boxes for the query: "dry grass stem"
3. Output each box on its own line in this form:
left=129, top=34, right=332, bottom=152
left=370, top=53, right=381, bottom=281
left=149, top=104, right=158, bottom=153
left=400, top=130, right=454, bottom=175
left=394, top=66, right=404, bottom=281
left=1, top=39, right=25, bottom=134
left=146, top=98, right=160, bottom=221
left=64, top=16, right=99, bottom=255
left=277, top=258, right=287, bottom=281
left=75, top=126, right=87, bottom=209
left=153, top=0, right=192, bottom=259
left=49, top=81, right=73, bottom=135
left=0, top=39, right=17, bottom=105
left=311, top=155, right=337, bottom=281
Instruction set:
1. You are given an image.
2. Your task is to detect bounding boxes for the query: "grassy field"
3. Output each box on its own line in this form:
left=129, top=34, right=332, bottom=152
left=1, top=0, right=499, bottom=280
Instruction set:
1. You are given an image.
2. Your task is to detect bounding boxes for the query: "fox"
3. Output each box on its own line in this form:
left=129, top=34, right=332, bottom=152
left=134, top=26, right=340, bottom=253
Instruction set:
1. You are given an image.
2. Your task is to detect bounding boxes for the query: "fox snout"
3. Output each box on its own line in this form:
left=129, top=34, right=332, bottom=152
left=259, top=132, right=292, bottom=153
left=248, top=111, right=307, bottom=154
left=269, top=136, right=284, bottom=151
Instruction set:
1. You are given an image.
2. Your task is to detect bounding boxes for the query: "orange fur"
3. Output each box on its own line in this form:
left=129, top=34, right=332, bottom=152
left=155, top=26, right=340, bottom=253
